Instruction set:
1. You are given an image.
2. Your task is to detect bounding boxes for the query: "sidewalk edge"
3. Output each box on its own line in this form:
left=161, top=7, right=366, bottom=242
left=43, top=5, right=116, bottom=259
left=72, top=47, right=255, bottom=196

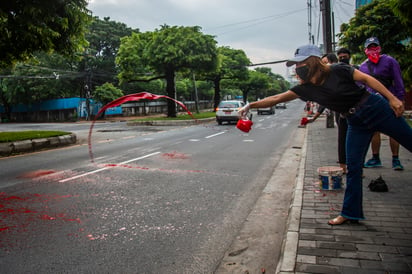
left=276, top=126, right=307, bottom=274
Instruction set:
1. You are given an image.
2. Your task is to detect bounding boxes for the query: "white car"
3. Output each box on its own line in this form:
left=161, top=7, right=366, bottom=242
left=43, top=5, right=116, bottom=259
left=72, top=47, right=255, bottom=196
left=216, top=100, right=252, bottom=125
left=257, top=106, right=275, bottom=115
left=275, top=102, right=287, bottom=109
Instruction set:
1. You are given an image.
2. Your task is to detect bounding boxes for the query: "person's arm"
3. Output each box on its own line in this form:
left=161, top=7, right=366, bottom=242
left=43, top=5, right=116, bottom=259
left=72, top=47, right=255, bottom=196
left=238, top=90, right=299, bottom=117
left=308, top=105, right=325, bottom=122
left=353, top=69, right=404, bottom=117
left=390, top=58, right=406, bottom=101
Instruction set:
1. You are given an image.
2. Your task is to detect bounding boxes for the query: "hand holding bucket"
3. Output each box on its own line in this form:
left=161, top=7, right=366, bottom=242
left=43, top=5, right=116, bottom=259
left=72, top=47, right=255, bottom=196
left=237, top=103, right=253, bottom=132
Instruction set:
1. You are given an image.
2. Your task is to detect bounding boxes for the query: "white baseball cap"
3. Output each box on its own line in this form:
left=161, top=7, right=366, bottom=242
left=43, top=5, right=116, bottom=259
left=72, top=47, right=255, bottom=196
left=286, top=44, right=322, bottom=67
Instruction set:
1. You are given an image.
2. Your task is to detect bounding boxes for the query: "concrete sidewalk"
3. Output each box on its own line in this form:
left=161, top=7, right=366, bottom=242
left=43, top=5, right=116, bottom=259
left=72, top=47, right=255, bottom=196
left=278, top=117, right=412, bottom=273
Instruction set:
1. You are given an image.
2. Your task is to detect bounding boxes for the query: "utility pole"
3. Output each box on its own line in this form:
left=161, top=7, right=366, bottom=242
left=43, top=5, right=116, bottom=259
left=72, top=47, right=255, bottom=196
left=320, top=0, right=332, bottom=53
left=320, top=0, right=335, bottom=128
left=192, top=73, right=200, bottom=114
left=307, top=0, right=313, bottom=44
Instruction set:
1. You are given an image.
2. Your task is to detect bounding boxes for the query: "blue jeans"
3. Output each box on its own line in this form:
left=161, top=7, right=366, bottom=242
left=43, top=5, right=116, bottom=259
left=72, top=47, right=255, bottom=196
left=343, top=94, right=412, bottom=220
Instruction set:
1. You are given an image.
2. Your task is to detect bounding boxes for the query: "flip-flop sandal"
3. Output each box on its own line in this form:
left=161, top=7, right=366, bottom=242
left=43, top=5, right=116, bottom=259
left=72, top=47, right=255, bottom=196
left=328, top=216, right=359, bottom=225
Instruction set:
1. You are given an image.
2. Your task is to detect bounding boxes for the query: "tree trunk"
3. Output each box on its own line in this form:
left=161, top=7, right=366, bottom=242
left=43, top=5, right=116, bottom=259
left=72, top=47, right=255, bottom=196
left=242, top=90, right=249, bottom=103
left=213, top=77, right=221, bottom=112
left=165, top=69, right=177, bottom=117
left=0, top=91, right=12, bottom=121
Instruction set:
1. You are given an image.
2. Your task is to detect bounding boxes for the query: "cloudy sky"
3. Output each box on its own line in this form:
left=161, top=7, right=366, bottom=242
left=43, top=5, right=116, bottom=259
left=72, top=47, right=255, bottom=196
left=87, top=0, right=356, bottom=77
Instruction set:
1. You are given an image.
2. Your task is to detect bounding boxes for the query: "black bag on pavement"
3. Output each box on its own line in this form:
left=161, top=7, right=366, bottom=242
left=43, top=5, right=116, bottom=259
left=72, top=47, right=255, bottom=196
left=368, top=176, right=388, bottom=192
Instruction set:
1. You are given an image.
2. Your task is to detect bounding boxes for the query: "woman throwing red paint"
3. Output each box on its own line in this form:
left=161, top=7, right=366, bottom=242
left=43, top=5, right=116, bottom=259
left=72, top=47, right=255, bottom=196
left=238, top=44, right=412, bottom=225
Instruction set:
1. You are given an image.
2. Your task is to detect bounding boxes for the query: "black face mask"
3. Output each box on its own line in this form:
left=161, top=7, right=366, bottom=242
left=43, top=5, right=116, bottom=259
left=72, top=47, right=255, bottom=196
left=340, top=58, right=350, bottom=64
left=296, top=65, right=309, bottom=82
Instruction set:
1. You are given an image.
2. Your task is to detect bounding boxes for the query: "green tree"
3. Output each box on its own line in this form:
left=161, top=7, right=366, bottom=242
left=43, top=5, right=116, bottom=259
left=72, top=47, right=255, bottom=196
left=80, top=16, right=136, bottom=91
left=0, top=52, right=84, bottom=120
left=254, top=67, right=290, bottom=97
left=338, top=0, right=412, bottom=85
left=236, top=70, right=271, bottom=102
left=93, top=82, right=124, bottom=118
left=389, top=0, right=412, bottom=30
left=117, top=25, right=218, bottom=117
left=203, top=46, right=250, bottom=110
left=0, top=0, right=90, bottom=68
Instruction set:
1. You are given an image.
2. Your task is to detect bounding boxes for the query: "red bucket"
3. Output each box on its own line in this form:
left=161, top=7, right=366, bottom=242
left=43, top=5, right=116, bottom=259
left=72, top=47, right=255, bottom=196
left=237, top=119, right=253, bottom=132
left=300, top=117, right=309, bottom=126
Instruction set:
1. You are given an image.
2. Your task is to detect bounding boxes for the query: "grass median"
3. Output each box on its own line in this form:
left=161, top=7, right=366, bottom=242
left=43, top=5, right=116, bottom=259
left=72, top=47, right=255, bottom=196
left=0, top=131, right=71, bottom=143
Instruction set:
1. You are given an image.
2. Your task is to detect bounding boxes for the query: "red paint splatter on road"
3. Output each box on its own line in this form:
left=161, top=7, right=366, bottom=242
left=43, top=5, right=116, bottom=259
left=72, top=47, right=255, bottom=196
left=162, top=151, right=190, bottom=160
left=0, top=192, right=82, bottom=250
left=17, top=170, right=56, bottom=178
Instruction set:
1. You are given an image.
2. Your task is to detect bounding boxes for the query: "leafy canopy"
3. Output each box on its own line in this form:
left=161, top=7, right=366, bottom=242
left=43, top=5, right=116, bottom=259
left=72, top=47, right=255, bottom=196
left=94, top=82, right=124, bottom=105
left=338, top=0, right=412, bottom=84
left=116, top=25, right=218, bottom=117
left=0, top=0, right=90, bottom=68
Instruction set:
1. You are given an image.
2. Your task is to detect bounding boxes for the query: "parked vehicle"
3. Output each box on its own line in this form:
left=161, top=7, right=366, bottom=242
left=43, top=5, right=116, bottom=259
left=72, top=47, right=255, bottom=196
left=216, top=100, right=252, bottom=125
left=275, top=103, right=287, bottom=109
left=257, top=106, right=275, bottom=115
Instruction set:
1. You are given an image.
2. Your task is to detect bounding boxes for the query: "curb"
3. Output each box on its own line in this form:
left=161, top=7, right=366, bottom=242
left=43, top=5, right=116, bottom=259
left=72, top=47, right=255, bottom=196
left=0, top=133, right=77, bottom=157
left=276, top=126, right=308, bottom=273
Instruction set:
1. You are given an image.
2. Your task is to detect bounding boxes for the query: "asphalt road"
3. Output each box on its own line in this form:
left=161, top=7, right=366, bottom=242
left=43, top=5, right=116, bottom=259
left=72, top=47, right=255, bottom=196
left=0, top=100, right=305, bottom=273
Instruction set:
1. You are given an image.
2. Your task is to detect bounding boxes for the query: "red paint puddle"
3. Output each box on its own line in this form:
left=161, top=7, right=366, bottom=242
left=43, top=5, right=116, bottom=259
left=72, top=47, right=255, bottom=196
left=0, top=192, right=81, bottom=250
left=17, top=170, right=56, bottom=178
left=162, top=151, right=190, bottom=159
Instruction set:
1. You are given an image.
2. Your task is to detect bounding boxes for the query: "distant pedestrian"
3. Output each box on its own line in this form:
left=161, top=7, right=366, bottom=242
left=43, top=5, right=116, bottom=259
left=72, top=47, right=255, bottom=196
left=360, top=37, right=406, bottom=170
left=337, top=47, right=358, bottom=68
left=238, top=44, right=412, bottom=225
left=321, top=53, right=338, bottom=64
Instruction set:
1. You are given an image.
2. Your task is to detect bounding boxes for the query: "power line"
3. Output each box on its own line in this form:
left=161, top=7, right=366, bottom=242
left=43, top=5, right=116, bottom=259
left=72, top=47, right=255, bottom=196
left=205, top=8, right=306, bottom=36
left=248, top=60, right=287, bottom=67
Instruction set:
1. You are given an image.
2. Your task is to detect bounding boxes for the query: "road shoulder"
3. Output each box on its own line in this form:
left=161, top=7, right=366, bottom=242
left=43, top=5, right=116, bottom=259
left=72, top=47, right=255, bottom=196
left=215, top=126, right=307, bottom=273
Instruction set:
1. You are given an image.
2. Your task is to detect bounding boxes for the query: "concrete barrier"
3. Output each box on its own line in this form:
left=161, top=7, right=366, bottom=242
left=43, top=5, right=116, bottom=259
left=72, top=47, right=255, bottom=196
left=0, top=134, right=77, bottom=157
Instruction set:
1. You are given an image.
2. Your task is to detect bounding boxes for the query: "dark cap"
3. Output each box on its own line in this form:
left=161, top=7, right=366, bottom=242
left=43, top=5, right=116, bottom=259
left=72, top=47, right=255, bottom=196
left=286, top=44, right=322, bottom=67
left=364, top=37, right=380, bottom=48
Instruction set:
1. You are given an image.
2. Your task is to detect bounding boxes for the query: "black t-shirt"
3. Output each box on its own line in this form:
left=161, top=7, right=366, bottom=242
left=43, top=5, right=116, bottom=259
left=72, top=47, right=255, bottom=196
left=290, top=63, right=368, bottom=113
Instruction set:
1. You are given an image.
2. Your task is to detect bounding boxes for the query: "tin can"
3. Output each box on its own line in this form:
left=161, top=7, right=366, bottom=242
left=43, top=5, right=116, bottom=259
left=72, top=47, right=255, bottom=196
left=317, top=166, right=344, bottom=190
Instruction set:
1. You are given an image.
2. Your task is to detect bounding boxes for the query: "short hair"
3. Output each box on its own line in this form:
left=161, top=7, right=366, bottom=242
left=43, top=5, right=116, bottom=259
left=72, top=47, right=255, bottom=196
left=337, top=48, right=351, bottom=56
left=322, top=53, right=338, bottom=64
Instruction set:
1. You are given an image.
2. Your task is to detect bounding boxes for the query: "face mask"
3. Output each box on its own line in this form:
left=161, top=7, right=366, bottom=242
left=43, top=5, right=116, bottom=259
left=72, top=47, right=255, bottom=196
left=296, top=65, right=309, bottom=82
left=339, top=58, right=350, bottom=64
left=365, top=46, right=381, bottom=64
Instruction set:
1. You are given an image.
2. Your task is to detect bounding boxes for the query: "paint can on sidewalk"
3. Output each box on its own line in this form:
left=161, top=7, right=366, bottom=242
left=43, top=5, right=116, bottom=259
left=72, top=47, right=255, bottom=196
left=317, top=166, right=344, bottom=190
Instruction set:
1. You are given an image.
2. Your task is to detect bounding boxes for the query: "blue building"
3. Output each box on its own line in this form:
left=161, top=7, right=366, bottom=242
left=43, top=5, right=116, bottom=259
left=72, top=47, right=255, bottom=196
left=0, top=97, right=122, bottom=122
left=356, top=0, right=373, bottom=9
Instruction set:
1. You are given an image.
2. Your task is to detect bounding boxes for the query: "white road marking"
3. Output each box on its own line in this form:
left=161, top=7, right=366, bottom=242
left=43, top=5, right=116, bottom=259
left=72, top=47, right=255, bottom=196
left=189, top=139, right=200, bottom=142
left=205, top=131, right=225, bottom=139
left=122, top=136, right=136, bottom=139
left=97, top=139, right=114, bottom=143
left=59, top=151, right=161, bottom=183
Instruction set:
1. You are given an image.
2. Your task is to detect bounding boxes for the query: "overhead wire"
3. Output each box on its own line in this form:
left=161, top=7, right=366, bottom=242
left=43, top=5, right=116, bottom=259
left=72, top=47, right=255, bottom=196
left=204, top=8, right=307, bottom=36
